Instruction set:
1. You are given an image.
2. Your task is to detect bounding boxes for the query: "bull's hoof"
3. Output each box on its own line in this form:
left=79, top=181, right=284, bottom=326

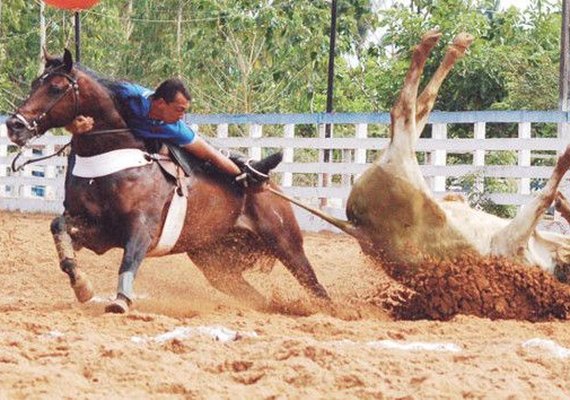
left=72, top=274, right=94, bottom=303
left=105, top=295, right=130, bottom=314
left=421, top=30, right=442, bottom=46
left=451, top=32, right=475, bottom=55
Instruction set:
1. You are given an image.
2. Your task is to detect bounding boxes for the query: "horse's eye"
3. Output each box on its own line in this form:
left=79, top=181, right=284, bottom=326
left=48, top=85, right=64, bottom=95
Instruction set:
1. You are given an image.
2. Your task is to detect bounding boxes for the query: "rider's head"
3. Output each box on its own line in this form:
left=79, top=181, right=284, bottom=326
left=150, top=78, right=191, bottom=123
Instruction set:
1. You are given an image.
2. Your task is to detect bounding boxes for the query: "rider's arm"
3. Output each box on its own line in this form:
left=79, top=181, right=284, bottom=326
left=183, top=137, right=241, bottom=176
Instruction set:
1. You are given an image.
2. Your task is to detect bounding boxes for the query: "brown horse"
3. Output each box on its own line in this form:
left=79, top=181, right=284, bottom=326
left=6, top=50, right=329, bottom=313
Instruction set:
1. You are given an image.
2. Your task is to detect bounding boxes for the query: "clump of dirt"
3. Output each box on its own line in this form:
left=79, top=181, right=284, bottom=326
left=369, top=254, right=570, bottom=321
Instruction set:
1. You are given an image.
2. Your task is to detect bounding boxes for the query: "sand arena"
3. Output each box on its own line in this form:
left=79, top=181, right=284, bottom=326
left=0, top=211, right=569, bottom=398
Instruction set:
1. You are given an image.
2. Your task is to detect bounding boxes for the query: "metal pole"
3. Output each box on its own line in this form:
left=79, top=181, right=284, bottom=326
left=74, top=11, right=81, bottom=63
left=321, top=0, right=337, bottom=208
left=324, top=0, right=338, bottom=147
left=39, top=1, right=46, bottom=74
left=559, top=0, right=570, bottom=139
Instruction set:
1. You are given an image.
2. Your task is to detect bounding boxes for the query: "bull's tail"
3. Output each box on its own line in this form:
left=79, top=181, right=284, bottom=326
left=267, top=187, right=364, bottom=240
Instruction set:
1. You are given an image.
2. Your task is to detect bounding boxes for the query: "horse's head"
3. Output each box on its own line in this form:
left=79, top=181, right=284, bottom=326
left=6, top=49, right=80, bottom=146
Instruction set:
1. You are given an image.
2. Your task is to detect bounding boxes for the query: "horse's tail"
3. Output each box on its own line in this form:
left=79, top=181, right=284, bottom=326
left=249, top=151, right=283, bottom=175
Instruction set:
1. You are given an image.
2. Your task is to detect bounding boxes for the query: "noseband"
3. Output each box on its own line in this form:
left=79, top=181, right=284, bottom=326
left=12, top=69, right=80, bottom=138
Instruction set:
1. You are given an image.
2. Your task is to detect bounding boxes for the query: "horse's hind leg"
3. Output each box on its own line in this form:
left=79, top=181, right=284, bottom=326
left=492, top=145, right=570, bottom=258
left=190, top=247, right=269, bottom=310
left=50, top=214, right=94, bottom=302
left=248, top=194, right=329, bottom=301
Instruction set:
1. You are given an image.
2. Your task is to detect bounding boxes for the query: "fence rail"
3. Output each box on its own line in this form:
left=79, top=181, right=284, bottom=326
left=1, top=111, right=570, bottom=231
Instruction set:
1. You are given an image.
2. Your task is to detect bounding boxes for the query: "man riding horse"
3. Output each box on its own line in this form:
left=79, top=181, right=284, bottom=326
left=6, top=50, right=330, bottom=313
left=65, top=77, right=268, bottom=188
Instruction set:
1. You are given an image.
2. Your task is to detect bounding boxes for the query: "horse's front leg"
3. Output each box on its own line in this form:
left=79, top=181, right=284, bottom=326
left=105, top=218, right=153, bottom=314
left=50, top=214, right=94, bottom=302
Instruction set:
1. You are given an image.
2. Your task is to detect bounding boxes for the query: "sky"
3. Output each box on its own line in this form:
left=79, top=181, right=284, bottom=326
left=499, top=0, right=532, bottom=10
left=370, top=0, right=536, bottom=12
left=377, top=0, right=539, bottom=10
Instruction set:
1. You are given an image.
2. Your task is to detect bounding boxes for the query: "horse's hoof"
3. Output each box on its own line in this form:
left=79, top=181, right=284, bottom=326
left=105, top=298, right=129, bottom=314
left=72, top=274, right=94, bottom=303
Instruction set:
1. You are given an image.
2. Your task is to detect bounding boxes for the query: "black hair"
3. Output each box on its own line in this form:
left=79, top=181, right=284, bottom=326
left=152, top=78, right=191, bottom=103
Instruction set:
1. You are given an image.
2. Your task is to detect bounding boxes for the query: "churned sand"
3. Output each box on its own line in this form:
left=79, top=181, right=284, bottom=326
left=0, top=211, right=569, bottom=399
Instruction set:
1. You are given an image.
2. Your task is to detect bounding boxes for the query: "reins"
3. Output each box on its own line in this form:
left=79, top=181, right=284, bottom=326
left=11, top=142, right=71, bottom=173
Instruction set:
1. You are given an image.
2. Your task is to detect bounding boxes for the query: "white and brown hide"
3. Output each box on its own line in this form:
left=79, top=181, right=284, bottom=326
left=347, top=31, right=570, bottom=280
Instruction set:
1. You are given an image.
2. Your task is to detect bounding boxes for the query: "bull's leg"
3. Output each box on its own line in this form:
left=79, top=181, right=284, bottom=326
left=552, top=192, right=570, bottom=282
left=378, top=31, right=443, bottom=194
left=50, top=214, right=94, bottom=302
left=190, top=249, right=269, bottom=310
left=555, top=191, right=570, bottom=224
left=415, top=32, right=474, bottom=140
left=386, top=30, right=442, bottom=157
left=491, top=145, right=570, bottom=257
left=105, top=218, right=153, bottom=314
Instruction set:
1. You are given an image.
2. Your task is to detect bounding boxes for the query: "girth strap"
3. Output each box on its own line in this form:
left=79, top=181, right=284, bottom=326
left=146, top=187, right=188, bottom=257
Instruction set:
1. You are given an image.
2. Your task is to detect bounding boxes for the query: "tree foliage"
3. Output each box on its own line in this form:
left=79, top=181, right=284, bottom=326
left=0, top=0, right=564, bottom=115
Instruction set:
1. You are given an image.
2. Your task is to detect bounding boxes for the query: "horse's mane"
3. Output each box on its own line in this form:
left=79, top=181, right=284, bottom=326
left=75, top=64, right=134, bottom=120
left=44, top=55, right=135, bottom=120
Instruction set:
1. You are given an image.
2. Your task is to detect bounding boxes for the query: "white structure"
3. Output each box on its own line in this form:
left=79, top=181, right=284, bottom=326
left=1, top=111, right=569, bottom=231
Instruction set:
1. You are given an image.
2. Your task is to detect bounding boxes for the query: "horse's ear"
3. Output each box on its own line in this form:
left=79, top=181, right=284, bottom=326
left=43, top=47, right=55, bottom=64
left=63, top=49, right=73, bottom=72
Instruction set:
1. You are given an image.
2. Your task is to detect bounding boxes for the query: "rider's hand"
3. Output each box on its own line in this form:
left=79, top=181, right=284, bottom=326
left=235, top=160, right=270, bottom=189
left=65, top=115, right=94, bottom=134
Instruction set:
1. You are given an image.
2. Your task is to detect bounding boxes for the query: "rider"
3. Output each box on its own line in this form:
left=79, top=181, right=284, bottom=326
left=66, top=78, right=265, bottom=187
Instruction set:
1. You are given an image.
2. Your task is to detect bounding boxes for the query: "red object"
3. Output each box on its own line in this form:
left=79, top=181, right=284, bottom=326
left=44, top=0, right=100, bottom=10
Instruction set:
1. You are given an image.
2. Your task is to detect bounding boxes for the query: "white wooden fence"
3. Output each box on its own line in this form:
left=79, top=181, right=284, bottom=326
left=1, top=111, right=570, bottom=231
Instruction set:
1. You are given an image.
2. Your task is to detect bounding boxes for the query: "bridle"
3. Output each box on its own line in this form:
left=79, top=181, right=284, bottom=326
left=11, top=67, right=80, bottom=139
left=9, top=67, right=129, bottom=172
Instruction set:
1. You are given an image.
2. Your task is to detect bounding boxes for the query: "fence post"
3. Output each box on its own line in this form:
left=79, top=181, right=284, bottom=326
left=318, top=124, right=330, bottom=207
left=216, top=123, right=229, bottom=153
left=351, top=123, right=368, bottom=205
left=0, top=124, right=7, bottom=197
left=20, top=147, right=33, bottom=198
left=518, top=122, right=531, bottom=196
left=43, top=132, right=56, bottom=200
left=431, top=123, right=447, bottom=192
left=249, top=124, right=262, bottom=160
left=354, top=123, right=368, bottom=165
left=216, top=123, right=228, bottom=139
left=282, top=124, right=294, bottom=187
left=473, top=122, right=486, bottom=193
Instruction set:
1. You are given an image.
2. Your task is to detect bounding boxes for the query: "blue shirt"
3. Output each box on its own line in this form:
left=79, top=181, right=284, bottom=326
left=114, top=82, right=197, bottom=146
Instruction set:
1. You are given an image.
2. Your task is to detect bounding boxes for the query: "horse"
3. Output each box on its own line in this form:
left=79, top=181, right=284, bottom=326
left=5, top=49, right=329, bottom=313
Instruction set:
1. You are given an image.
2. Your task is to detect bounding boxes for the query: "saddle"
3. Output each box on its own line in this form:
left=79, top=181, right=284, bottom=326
left=147, top=140, right=278, bottom=194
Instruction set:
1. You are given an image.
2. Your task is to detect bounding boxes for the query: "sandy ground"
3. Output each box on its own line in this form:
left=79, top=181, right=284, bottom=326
left=0, top=211, right=569, bottom=399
